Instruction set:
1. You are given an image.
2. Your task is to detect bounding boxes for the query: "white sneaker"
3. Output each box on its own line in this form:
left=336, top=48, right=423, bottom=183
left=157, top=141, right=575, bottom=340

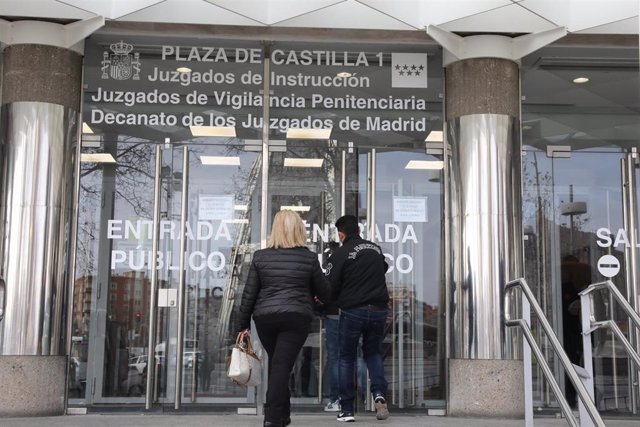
left=324, top=399, right=340, bottom=412
left=337, top=411, right=355, bottom=422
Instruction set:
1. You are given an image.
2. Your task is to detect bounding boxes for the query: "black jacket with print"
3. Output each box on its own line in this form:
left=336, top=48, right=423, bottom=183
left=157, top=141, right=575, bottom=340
left=325, top=235, right=389, bottom=310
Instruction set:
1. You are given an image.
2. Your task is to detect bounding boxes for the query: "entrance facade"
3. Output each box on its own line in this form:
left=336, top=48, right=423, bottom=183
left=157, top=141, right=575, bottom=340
left=70, top=34, right=446, bottom=409
left=12, top=28, right=633, bottom=416
left=0, top=4, right=639, bottom=420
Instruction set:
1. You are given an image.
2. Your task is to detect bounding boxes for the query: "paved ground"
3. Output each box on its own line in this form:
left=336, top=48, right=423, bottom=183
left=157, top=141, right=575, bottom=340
left=0, top=413, right=638, bottom=427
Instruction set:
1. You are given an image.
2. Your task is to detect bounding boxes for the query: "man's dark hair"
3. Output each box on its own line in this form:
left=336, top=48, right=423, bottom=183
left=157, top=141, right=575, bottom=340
left=335, top=215, right=359, bottom=236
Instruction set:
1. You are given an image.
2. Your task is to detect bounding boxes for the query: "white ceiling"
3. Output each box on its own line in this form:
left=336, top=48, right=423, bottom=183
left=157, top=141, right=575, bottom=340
left=0, top=0, right=637, bottom=34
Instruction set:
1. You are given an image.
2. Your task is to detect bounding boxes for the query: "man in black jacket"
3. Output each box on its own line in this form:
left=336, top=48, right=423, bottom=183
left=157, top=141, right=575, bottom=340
left=325, top=215, right=390, bottom=422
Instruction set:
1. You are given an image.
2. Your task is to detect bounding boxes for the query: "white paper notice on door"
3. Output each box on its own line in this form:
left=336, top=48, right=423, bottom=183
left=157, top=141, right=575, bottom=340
left=199, top=195, right=234, bottom=220
left=393, top=197, right=427, bottom=222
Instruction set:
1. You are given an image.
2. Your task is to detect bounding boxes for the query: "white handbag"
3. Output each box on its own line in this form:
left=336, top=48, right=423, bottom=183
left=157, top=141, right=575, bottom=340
left=227, top=330, right=262, bottom=386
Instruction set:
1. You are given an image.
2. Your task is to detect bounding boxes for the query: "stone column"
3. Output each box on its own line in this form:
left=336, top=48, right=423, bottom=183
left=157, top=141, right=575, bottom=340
left=0, top=18, right=103, bottom=417
left=426, top=26, right=566, bottom=418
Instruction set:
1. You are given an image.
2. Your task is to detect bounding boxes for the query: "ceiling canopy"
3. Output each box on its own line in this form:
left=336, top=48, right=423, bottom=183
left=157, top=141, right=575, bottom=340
left=0, top=0, right=637, bottom=35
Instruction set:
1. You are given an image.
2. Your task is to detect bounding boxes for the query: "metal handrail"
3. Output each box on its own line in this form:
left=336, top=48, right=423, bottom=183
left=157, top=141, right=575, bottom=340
left=585, top=320, right=640, bottom=369
left=580, top=280, right=640, bottom=332
left=579, top=280, right=640, bottom=415
left=505, top=278, right=605, bottom=427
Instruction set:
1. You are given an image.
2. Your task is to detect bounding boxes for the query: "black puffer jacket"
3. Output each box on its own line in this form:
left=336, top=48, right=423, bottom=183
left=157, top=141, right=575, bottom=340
left=238, top=247, right=330, bottom=330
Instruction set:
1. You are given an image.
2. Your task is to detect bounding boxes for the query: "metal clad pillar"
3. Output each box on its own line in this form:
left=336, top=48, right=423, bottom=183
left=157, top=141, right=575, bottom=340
left=446, top=54, right=525, bottom=418
left=447, top=57, right=522, bottom=360
left=0, top=44, right=82, bottom=356
left=427, top=25, right=566, bottom=418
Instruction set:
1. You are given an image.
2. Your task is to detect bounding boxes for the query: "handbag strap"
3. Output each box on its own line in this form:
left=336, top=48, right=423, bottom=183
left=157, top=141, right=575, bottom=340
left=236, top=330, right=254, bottom=354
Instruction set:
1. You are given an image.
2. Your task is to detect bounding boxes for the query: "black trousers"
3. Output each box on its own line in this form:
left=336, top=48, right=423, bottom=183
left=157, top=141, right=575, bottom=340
left=255, top=313, right=311, bottom=423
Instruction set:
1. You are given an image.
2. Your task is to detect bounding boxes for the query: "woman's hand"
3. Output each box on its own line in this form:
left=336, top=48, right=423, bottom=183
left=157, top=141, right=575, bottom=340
left=236, top=327, right=250, bottom=337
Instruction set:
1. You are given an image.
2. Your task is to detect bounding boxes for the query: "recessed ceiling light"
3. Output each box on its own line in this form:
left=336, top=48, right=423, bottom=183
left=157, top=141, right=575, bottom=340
left=286, top=128, right=332, bottom=139
left=81, top=134, right=101, bottom=148
left=336, top=71, right=352, bottom=78
left=284, top=158, right=324, bottom=168
left=222, top=219, right=249, bottom=224
left=425, top=130, right=443, bottom=142
left=176, top=67, right=192, bottom=73
left=573, top=77, right=589, bottom=84
left=234, top=205, right=248, bottom=211
left=190, top=126, right=236, bottom=137
left=280, top=205, right=311, bottom=212
left=200, top=156, right=240, bottom=166
left=405, top=160, right=444, bottom=170
left=82, top=122, right=94, bottom=134
left=81, top=153, right=116, bottom=163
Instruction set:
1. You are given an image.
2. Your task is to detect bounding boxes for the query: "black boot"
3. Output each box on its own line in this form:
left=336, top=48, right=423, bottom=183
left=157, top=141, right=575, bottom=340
left=284, top=400, right=291, bottom=426
left=264, top=404, right=283, bottom=427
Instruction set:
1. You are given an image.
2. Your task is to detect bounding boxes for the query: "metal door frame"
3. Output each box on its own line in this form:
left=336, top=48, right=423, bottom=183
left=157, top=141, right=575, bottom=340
left=621, top=151, right=639, bottom=414
left=82, top=142, right=134, bottom=405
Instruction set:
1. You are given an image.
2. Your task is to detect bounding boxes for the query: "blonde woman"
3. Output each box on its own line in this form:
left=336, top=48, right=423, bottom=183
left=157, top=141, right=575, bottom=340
left=238, top=210, right=330, bottom=427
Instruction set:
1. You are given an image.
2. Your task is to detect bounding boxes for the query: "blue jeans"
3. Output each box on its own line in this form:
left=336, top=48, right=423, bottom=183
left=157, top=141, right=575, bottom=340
left=338, top=306, right=388, bottom=412
left=325, top=316, right=340, bottom=401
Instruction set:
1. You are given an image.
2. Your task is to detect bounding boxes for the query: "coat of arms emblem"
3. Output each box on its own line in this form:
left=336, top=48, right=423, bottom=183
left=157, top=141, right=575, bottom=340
left=101, top=41, right=141, bottom=80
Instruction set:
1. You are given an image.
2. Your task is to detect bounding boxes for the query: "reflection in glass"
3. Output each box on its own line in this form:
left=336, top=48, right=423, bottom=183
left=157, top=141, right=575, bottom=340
left=177, top=143, right=261, bottom=401
left=75, top=139, right=157, bottom=399
left=267, top=41, right=445, bottom=408
left=74, top=34, right=447, bottom=409
left=369, top=150, right=444, bottom=404
left=73, top=138, right=262, bottom=402
left=267, top=140, right=342, bottom=399
left=522, top=150, right=636, bottom=412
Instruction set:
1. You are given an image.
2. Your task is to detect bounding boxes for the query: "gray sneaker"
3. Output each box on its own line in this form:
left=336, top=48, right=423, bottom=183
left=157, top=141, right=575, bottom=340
left=374, top=395, right=389, bottom=420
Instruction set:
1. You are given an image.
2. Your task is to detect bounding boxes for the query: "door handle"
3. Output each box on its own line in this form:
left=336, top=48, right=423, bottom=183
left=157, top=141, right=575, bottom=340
left=175, top=145, right=190, bottom=408
left=0, top=277, right=6, bottom=322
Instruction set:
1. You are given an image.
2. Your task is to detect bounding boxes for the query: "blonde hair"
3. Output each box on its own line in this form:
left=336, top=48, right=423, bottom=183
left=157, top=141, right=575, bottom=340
left=268, top=210, right=307, bottom=248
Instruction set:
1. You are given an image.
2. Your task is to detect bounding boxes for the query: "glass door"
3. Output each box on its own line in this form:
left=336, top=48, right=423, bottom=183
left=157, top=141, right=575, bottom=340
left=522, top=148, right=640, bottom=414
left=74, top=33, right=446, bottom=410
left=75, top=33, right=266, bottom=407
left=73, top=138, right=262, bottom=405
left=74, top=137, right=158, bottom=403
left=265, top=137, right=446, bottom=409
left=266, top=138, right=345, bottom=404
left=369, top=148, right=445, bottom=407
left=169, top=141, right=261, bottom=404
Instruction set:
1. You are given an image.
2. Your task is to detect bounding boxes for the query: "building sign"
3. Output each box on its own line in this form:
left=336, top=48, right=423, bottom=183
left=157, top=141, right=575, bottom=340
left=393, top=197, right=427, bottom=222
left=597, top=254, right=620, bottom=278
left=84, top=38, right=432, bottom=277
left=595, top=227, right=628, bottom=278
left=391, top=53, right=428, bottom=88
left=597, top=227, right=640, bottom=248
left=198, top=195, right=234, bottom=220
left=106, top=219, right=420, bottom=275
left=101, top=41, right=141, bottom=80
left=84, top=40, right=430, bottom=135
